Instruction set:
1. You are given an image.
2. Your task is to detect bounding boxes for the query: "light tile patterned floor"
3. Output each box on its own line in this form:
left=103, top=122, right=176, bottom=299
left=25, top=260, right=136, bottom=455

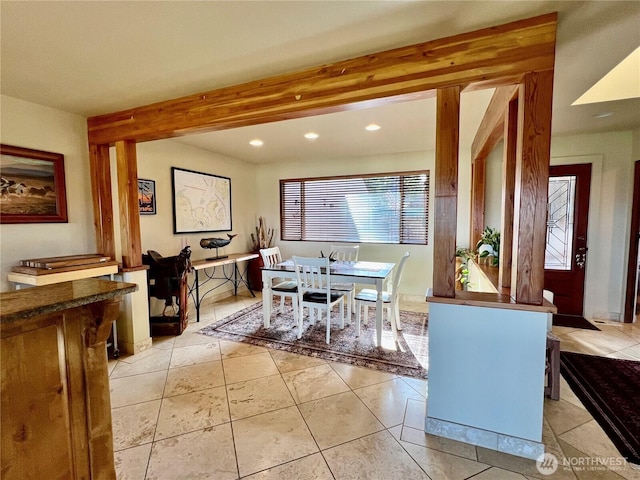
left=110, top=293, right=640, bottom=479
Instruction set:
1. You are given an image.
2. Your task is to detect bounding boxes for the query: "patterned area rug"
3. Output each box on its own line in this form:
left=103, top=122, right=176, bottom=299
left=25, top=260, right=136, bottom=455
left=560, top=351, right=640, bottom=464
left=198, top=301, right=428, bottom=379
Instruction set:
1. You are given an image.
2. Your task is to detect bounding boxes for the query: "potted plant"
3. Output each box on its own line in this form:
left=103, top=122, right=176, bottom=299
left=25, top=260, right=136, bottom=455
left=455, top=247, right=475, bottom=290
left=476, top=227, right=500, bottom=266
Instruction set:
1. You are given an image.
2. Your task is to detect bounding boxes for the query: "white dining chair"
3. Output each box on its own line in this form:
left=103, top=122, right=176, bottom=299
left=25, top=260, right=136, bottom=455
left=329, top=244, right=359, bottom=322
left=355, top=251, right=410, bottom=342
left=260, top=247, right=301, bottom=337
left=292, top=255, right=346, bottom=344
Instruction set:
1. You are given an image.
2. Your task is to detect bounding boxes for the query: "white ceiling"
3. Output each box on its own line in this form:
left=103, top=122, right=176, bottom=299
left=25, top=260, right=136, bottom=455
left=1, top=1, right=639, bottom=164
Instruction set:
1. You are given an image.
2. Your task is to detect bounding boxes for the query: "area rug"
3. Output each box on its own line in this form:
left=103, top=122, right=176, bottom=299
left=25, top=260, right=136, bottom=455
left=198, top=301, right=428, bottom=379
left=553, top=314, right=600, bottom=331
left=560, top=351, right=640, bottom=464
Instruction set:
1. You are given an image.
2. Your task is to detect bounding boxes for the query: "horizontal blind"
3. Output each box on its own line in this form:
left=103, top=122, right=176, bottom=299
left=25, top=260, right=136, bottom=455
left=280, top=171, right=429, bottom=245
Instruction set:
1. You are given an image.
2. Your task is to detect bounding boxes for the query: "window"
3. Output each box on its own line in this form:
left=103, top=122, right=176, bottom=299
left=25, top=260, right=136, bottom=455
left=280, top=171, right=429, bottom=244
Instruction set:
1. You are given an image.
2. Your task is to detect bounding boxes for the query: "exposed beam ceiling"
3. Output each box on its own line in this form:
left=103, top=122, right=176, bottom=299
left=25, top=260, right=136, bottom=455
left=1, top=1, right=639, bottom=163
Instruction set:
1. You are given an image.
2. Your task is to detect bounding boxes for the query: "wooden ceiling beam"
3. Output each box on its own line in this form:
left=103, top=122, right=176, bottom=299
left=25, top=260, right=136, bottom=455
left=87, top=13, right=557, bottom=146
left=471, top=84, right=519, bottom=162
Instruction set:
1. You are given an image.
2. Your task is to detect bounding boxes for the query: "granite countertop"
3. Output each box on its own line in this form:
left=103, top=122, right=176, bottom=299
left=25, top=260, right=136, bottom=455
left=0, top=277, right=138, bottom=323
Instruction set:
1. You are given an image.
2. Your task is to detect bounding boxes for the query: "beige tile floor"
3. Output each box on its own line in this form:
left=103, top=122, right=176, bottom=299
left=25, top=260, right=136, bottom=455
left=110, top=293, right=640, bottom=480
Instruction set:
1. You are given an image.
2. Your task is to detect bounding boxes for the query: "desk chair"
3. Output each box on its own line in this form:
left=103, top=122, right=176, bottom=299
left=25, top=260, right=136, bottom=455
left=355, top=251, right=410, bottom=342
left=260, top=247, right=301, bottom=337
left=292, top=256, right=346, bottom=344
left=329, top=244, right=359, bottom=322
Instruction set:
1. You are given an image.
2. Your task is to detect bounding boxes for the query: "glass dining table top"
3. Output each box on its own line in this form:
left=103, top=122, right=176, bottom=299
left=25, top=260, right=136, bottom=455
left=261, top=259, right=395, bottom=280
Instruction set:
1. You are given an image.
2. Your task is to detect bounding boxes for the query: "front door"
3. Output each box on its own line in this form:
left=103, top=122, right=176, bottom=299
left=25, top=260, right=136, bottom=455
left=544, top=163, right=592, bottom=316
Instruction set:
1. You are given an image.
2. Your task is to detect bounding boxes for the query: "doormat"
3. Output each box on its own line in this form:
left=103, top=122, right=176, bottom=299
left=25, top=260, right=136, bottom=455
left=198, top=301, right=428, bottom=379
left=553, top=314, right=600, bottom=331
left=560, top=351, right=640, bottom=465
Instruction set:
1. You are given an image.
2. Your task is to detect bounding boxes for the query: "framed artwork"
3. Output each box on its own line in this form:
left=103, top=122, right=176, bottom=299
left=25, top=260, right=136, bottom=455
left=138, top=178, right=156, bottom=215
left=0, top=144, right=68, bottom=224
left=171, top=167, right=232, bottom=233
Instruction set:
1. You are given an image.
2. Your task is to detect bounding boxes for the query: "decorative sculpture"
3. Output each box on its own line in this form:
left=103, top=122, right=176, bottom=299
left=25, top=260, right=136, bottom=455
left=200, top=233, right=237, bottom=260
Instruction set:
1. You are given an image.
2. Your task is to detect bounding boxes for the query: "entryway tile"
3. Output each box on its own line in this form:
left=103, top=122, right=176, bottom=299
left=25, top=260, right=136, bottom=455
left=226, top=374, right=295, bottom=420
left=281, top=363, right=350, bottom=403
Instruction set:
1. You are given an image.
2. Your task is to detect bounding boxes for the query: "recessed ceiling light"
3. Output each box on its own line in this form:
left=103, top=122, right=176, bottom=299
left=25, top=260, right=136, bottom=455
left=304, top=132, right=319, bottom=140
left=365, top=123, right=381, bottom=131
left=249, top=139, right=263, bottom=147
left=592, top=112, right=614, bottom=119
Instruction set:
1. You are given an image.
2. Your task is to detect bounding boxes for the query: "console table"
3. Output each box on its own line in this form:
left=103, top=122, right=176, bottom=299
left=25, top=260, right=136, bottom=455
left=7, top=260, right=120, bottom=287
left=0, top=278, right=137, bottom=480
left=189, top=252, right=258, bottom=322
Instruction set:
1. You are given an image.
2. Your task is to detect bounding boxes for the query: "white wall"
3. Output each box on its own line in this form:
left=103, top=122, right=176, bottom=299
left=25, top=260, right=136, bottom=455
left=0, top=95, right=96, bottom=292
left=254, top=149, right=473, bottom=297
left=116, top=139, right=258, bottom=261
left=484, top=130, right=635, bottom=320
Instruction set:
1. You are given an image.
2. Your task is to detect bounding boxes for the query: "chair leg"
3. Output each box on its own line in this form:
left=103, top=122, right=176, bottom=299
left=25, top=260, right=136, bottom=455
left=339, top=298, right=344, bottom=329
left=388, top=305, right=398, bottom=342
left=280, top=295, right=285, bottom=313
left=326, top=307, right=331, bottom=344
left=345, top=294, right=352, bottom=326
left=394, top=302, right=402, bottom=330
left=291, top=295, right=301, bottom=339
left=356, top=301, right=362, bottom=336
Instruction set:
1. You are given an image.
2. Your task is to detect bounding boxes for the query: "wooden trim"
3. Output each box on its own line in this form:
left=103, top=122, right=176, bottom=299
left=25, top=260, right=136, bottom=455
left=115, top=141, right=142, bottom=268
left=470, top=157, right=486, bottom=247
left=499, top=98, right=518, bottom=288
left=89, top=144, right=115, bottom=260
left=87, top=13, right=557, bottom=145
left=511, top=71, right=554, bottom=305
left=623, top=160, right=640, bottom=323
left=433, top=86, right=460, bottom=298
left=470, top=85, right=519, bottom=162
left=427, top=290, right=557, bottom=314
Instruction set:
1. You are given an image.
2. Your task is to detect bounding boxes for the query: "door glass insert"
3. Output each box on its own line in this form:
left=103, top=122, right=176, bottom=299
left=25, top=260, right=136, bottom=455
left=545, top=175, right=576, bottom=270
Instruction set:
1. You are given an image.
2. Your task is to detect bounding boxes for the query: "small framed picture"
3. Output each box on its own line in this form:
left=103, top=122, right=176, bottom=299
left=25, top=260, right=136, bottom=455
left=138, top=178, right=156, bottom=215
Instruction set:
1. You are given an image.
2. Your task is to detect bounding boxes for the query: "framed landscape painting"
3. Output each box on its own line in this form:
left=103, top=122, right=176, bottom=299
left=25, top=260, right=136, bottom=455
left=0, top=144, right=68, bottom=224
left=171, top=167, right=232, bottom=233
left=138, top=178, right=156, bottom=215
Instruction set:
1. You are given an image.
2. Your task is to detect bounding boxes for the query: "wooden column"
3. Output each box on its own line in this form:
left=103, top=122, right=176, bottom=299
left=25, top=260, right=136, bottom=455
left=115, top=140, right=142, bottom=268
left=433, top=86, right=460, bottom=298
left=470, top=156, right=486, bottom=247
left=499, top=98, right=518, bottom=288
left=89, top=144, right=115, bottom=261
left=511, top=71, right=554, bottom=304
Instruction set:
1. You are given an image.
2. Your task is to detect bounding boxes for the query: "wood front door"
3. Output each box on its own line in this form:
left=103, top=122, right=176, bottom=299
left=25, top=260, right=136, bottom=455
left=544, top=163, right=592, bottom=316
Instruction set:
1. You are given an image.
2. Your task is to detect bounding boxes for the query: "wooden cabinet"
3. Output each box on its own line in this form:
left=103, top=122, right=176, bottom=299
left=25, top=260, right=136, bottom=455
left=0, top=278, right=137, bottom=480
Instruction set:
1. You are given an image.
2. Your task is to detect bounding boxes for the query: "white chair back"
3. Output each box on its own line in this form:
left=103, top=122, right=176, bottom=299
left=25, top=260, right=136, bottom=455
left=330, top=245, right=359, bottom=262
left=390, top=252, right=411, bottom=298
left=292, top=256, right=331, bottom=298
left=260, top=246, right=282, bottom=266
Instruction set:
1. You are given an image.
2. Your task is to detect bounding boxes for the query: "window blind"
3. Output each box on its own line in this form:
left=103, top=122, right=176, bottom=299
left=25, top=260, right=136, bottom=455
left=280, top=171, right=429, bottom=245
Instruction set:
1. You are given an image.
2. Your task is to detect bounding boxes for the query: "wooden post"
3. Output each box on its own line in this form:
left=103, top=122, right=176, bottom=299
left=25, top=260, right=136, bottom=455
left=115, top=141, right=142, bottom=268
left=89, top=144, right=115, bottom=261
left=470, top=156, right=486, bottom=248
left=511, top=71, right=554, bottom=304
left=499, top=98, right=518, bottom=288
left=433, top=86, right=460, bottom=298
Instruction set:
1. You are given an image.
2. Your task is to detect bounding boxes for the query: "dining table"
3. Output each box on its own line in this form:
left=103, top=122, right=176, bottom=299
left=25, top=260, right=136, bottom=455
left=261, top=259, right=396, bottom=346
